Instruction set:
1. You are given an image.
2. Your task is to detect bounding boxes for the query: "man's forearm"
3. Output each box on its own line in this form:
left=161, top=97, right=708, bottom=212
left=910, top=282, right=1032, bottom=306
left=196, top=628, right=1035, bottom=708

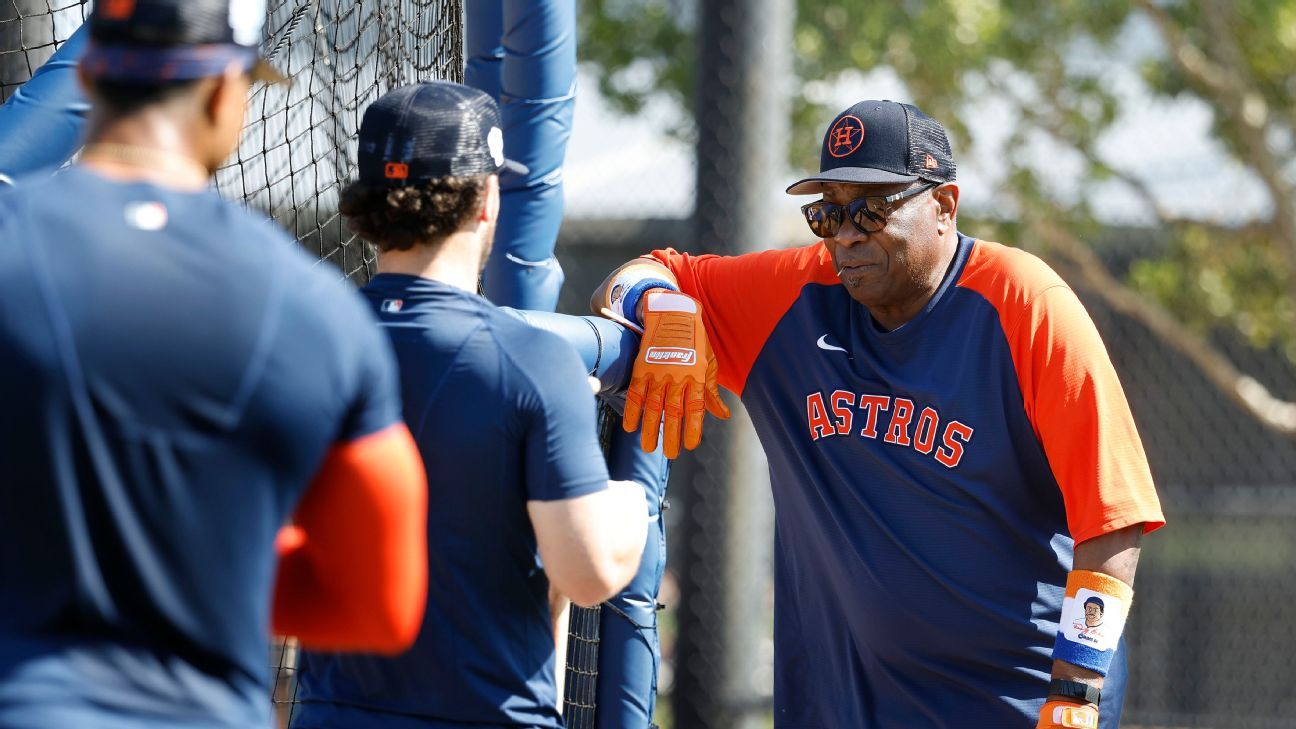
left=1050, top=523, right=1144, bottom=697
left=551, top=586, right=571, bottom=709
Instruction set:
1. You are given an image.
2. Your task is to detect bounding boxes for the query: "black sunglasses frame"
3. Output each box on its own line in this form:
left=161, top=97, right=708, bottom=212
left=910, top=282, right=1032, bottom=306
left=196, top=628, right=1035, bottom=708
left=801, top=181, right=940, bottom=238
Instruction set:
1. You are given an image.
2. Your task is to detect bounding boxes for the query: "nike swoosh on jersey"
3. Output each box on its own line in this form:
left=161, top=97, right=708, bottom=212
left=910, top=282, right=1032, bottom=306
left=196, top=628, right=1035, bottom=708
left=816, top=334, right=847, bottom=353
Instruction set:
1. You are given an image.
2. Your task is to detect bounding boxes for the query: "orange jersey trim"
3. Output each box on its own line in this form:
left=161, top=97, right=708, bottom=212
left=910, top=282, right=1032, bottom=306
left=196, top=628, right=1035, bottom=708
left=648, top=244, right=838, bottom=395
left=956, top=241, right=1165, bottom=543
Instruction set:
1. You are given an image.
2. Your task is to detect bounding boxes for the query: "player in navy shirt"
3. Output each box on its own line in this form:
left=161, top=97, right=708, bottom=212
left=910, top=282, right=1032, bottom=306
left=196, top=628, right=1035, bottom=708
left=593, top=101, right=1166, bottom=727
left=292, top=81, right=649, bottom=729
left=0, top=2, right=429, bottom=728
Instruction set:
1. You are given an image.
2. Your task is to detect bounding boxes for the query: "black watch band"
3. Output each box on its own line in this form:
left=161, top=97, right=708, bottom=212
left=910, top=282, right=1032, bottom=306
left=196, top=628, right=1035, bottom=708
left=1049, top=679, right=1101, bottom=706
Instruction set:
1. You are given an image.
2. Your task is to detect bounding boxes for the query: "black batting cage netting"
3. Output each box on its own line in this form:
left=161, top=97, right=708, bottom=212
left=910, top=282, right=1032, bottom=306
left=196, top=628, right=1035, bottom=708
left=1, top=0, right=463, bottom=283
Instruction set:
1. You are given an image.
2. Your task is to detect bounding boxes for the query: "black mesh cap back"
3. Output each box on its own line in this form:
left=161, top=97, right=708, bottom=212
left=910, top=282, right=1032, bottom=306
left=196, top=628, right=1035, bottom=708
left=900, top=103, right=956, bottom=183
left=357, top=82, right=510, bottom=184
left=403, top=89, right=502, bottom=178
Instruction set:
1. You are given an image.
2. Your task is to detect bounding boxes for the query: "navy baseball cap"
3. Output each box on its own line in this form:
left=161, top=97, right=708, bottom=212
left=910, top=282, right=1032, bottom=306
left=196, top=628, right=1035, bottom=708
left=786, top=100, right=956, bottom=195
left=356, top=81, right=528, bottom=185
left=82, top=0, right=286, bottom=85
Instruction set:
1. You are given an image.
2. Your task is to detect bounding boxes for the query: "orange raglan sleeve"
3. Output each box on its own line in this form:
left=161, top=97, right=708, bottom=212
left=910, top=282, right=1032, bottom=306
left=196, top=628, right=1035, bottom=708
left=647, top=244, right=837, bottom=395
left=273, top=424, right=428, bottom=654
left=1008, top=283, right=1166, bottom=544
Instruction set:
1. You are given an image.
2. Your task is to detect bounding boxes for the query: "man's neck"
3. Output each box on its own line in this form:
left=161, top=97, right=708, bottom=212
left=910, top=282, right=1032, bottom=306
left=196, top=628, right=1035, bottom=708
left=376, top=231, right=482, bottom=294
left=79, top=115, right=210, bottom=191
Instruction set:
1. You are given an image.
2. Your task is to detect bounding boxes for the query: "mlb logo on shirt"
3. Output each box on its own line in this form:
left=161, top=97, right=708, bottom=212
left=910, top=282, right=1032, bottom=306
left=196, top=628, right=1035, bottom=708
left=381, top=299, right=404, bottom=313
left=124, top=201, right=168, bottom=231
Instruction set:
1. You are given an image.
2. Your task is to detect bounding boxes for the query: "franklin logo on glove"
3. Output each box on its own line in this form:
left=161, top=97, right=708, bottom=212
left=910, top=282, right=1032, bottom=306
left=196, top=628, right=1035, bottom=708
left=617, top=287, right=731, bottom=458
left=644, top=347, right=697, bottom=365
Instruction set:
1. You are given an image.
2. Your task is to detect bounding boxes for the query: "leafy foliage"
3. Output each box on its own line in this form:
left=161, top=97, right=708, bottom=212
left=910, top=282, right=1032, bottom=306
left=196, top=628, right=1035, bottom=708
left=577, top=0, right=1296, bottom=369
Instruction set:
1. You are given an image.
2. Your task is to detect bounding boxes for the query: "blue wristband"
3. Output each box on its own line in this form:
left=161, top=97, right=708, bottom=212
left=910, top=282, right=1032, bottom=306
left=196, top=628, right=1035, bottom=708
left=1051, top=570, right=1132, bottom=677
left=621, top=278, right=677, bottom=328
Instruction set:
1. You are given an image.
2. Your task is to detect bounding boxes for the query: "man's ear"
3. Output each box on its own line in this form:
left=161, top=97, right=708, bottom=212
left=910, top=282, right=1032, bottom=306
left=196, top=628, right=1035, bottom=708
left=933, top=183, right=960, bottom=232
left=205, top=62, right=248, bottom=126
left=480, top=174, right=501, bottom=223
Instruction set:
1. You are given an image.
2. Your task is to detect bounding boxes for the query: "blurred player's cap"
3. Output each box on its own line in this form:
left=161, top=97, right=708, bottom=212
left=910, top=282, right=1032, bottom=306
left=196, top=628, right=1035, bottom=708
left=356, top=81, right=528, bottom=185
left=82, top=0, right=286, bottom=85
left=786, top=100, right=956, bottom=195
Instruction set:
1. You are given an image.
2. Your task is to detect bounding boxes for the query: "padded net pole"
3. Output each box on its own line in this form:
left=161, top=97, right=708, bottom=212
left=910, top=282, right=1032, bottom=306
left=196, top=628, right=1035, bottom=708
left=672, top=0, right=792, bottom=727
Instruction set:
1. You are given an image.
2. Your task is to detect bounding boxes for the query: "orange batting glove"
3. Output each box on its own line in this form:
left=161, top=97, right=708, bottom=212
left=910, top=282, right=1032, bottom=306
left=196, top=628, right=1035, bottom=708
left=1037, top=700, right=1098, bottom=729
left=624, top=289, right=730, bottom=458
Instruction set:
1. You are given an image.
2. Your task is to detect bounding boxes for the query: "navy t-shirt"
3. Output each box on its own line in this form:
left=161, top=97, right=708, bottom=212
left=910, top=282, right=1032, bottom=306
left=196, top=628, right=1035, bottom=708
left=0, top=168, right=402, bottom=729
left=294, top=275, right=609, bottom=729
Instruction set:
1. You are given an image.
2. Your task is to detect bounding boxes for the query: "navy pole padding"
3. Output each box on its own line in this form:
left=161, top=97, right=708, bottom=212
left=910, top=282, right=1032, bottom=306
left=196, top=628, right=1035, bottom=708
left=465, top=0, right=576, bottom=311
left=0, top=26, right=90, bottom=181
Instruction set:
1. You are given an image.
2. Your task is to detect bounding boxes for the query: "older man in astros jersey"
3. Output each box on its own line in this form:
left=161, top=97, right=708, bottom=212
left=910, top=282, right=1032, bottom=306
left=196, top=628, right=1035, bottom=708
left=0, top=1, right=429, bottom=727
left=591, top=100, right=1166, bottom=728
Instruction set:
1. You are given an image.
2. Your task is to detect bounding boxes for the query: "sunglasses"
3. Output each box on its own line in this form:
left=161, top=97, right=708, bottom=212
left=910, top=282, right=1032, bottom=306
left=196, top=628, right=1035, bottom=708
left=800, top=182, right=939, bottom=238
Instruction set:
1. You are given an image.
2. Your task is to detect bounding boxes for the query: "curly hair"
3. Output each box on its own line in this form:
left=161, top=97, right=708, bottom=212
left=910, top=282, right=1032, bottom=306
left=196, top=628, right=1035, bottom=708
left=339, top=175, right=488, bottom=252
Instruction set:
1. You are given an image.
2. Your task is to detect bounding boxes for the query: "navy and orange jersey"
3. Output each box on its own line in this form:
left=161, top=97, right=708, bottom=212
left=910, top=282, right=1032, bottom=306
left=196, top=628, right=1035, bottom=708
left=650, top=234, right=1165, bottom=728
left=293, top=274, right=609, bottom=729
left=0, top=167, right=404, bottom=729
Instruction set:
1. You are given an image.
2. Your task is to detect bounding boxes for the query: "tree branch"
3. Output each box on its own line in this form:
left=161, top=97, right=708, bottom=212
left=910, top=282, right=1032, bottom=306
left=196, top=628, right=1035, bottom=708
left=1024, top=206, right=1296, bottom=435
left=1136, top=0, right=1296, bottom=287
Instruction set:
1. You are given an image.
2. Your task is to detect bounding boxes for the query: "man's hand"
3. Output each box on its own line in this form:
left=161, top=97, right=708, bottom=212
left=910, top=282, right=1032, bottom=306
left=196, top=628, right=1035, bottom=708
left=624, top=289, right=729, bottom=458
left=1036, top=700, right=1098, bottom=728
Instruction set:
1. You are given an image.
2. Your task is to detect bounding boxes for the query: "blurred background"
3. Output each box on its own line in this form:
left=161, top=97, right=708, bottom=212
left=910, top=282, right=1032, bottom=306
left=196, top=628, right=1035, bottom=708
left=4, top=1, right=1295, bottom=728
left=561, top=3, right=1296, bottom=728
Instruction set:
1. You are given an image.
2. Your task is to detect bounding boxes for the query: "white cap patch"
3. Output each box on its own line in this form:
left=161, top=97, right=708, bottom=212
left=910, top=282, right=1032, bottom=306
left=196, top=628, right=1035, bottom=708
left=229, top=0, right=266, bottom=47
left=124, top=201, right=168, bottom=231
left=487, top=126, right=505, bottom=167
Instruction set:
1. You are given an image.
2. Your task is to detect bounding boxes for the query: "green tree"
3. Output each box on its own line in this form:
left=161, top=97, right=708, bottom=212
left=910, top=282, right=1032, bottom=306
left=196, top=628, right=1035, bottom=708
left=578, top=0, right=1296, bottom=433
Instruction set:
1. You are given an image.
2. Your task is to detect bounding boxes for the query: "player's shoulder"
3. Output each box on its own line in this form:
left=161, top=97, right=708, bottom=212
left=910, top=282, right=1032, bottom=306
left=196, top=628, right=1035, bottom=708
left=284, top=264, right=381, bottom=343
left=0, top=168, right=60, bottom=213
left=651, top=241, right=831, bottom=269
left=955, top=236, right=1070, bottom=314
left=649, top=242, right=836, bottom=286
left=745, top=242, right=837, bottom=279
left=484, top=310, right=590, bottom=392
left=489, top=308, right=585, bottom=367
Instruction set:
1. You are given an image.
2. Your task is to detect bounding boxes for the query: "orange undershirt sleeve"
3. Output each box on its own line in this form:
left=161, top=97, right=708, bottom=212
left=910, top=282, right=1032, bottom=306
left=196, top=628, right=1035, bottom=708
left=647, top=244, right=838, bottom=395
left=273, top=423, right=428, bottom=654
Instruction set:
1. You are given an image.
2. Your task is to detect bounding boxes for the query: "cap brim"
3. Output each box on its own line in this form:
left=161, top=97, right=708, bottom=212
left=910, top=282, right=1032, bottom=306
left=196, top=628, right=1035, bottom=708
left=83, top=43, right=289, bottom=85
left=785, top=167, right=918, bottom=195
left=501, top=158, right=529, bottom=177
left=251, top=58, right=289, bottom=86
